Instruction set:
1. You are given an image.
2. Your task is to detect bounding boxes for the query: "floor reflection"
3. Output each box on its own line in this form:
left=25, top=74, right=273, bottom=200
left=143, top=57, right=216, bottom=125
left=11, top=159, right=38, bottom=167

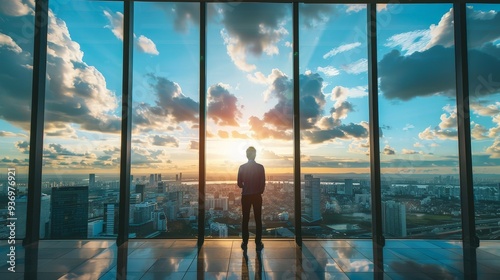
left=0, top=239, right=498, bottom=279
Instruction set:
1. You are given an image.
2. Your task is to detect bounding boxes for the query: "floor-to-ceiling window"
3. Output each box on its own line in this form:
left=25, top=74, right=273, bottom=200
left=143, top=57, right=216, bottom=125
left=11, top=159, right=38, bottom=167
left=299, top=3, right=371, bottom=239
left=3, top=1, right=497, bottom=244
left=40, top=0, right=123, bottom=239
left=130, top=2, right=200, bottom=239
left=0, top=0, right=34, bottom=240
left=377, top=3, right=462, bottom=239
left=205, top=2, right=294, bottom=239
left=467, top=3, right=500, bottom=241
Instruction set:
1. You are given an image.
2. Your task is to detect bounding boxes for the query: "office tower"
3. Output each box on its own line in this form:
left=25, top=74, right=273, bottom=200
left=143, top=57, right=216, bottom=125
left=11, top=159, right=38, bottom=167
left=303, top=174, right=321, bottom=222
left=88, top=220, right=103, bottom=237
left=157, top=174, right=162, bottom=182
left=149, top=174, right=155, bottom=186
left=14, top=194, right=50, bottom=239
left=345, top=179, right=353, bottom=195
left=50, top=186, right=89, bottom=239
left=176, top=174, right=179, bottom=181
left=179, top=172, right=182, bottom=182
left=136, top=184, right=146, bottom=202
left=382, top=201, right=407, bottom=237
left=104, top=203, right=119, bottom=235
left=130, top=193, right=141, bottom=204
left=154, top=173, right=158, bottom=182
left=132, top=202, right=156, bottom=224
left=157, top=182, right=165, bottom=193
left=152, top=210, right=167, bottom=231
left=89, top=174, right=96, bottom=188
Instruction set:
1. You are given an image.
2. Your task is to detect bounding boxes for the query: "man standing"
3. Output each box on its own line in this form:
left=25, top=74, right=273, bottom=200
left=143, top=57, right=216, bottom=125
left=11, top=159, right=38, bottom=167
left=237, top=146, right=265, bottom=251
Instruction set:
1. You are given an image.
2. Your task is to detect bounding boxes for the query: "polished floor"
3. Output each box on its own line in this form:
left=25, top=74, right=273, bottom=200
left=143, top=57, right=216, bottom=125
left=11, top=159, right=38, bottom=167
left=1, top=239, right=499, bottom=279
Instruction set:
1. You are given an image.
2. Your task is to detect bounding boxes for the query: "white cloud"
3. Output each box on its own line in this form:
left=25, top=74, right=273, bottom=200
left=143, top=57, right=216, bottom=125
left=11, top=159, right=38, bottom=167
left=0, top=33, right=22, bottom=53
left=219, top=4, right=289, bottom=72
left=103, top=10, right=123, bottom=40
left=345, top=4, right=388, bottom=13
left=342, top=58, right=367, bottom=74
left=403, top=124, right=415, bottom=131
left=104, top=10, right=159, bottom=55
left=317, top=66, right=340, bottom=77
left=136, top=35, right=159, bottom=55
left=385, top=30, right=431, bottom=55
left=486, top=138, right=500, bottom=158
left=0, top=0, right=33, bottom=17
left=471, top=123, right=488, bottom=140
left=323, top=42, right=361, bottom=59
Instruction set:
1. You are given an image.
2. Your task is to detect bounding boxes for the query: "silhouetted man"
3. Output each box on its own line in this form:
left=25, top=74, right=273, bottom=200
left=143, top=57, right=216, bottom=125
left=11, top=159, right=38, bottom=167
left=237, top=146, right=265, bottom=251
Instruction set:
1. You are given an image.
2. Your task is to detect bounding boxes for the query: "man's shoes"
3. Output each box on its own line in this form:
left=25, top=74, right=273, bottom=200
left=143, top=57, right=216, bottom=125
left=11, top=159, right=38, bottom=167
left=241, top=242, right=248, bottom=250
left=256, top=242, right=264, bottom=251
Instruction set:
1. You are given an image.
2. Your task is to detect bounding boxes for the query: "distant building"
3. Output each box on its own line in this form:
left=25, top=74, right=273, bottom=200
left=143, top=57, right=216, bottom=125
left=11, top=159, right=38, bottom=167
left=89, top=173, right=96, bottom=188
left=15, top=194, right=50, bottom=239
left=210, top=222, right=228, bottom=237
left=345, top=179, right=353, bottom=195
left=136, top=184, right=146, bottom=203
left=303, top=174, right=321, bottom=222
left=88, top=220, right=103, bottom=237
left=50, top=186, right=89, bottom=238
left=157, top=182, right=165, bottom=193
left=152, top=210, right=167, bottom=231
left=382, top=200, right=407, bottom=237
left=104, top=203, right=119, bottom=235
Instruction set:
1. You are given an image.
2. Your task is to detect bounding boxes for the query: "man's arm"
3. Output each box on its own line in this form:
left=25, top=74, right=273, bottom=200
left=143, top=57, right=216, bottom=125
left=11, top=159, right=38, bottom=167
left=260, top=165, right=266, bottom=194
left=237, top=166, right=243, bottom=188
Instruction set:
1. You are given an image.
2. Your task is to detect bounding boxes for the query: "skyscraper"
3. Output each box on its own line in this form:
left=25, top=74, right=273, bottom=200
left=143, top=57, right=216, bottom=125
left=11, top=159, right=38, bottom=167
left=89, top=173, right=96, bottom=188
left=345, top=179, right=353, bottom=195
left=303, top=174, right=321, bottom=222
left=104, top=203, right=119, bottom=235
left=136, top=184, right=146, bottom=203
left=382, top=201, right=407, bottom=237
left=50, top=186, right=89, bottom=238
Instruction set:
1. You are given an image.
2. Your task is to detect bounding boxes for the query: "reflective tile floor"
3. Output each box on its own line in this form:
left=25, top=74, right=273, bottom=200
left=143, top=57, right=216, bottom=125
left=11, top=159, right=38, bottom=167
left=0, top=239, right=499, bottom=279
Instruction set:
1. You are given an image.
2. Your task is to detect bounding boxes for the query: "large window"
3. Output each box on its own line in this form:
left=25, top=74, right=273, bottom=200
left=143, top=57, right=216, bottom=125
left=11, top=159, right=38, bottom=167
left=4, top=1, right=497, bottom=243
left=131, top=2, right=200, bottom=239
left=206, top=2, right=294, bottom=239
left=467, top=4, right=500, bottom=241
left=41, top=0, right=123, bottom=239
left=299, top=4, right=371, bottom=239
left=0, top=0, right=34, bottom=239
left=378, top=4, right=461, bottom=239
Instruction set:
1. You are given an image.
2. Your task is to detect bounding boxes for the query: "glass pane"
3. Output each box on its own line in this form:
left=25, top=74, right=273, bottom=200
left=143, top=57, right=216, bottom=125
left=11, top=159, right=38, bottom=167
left=467, top=4, right=500, bottom=241
left=378, top=4, right=461, bottom=239
left=299, top=4, right=371, bottom=239
left=42, top=0, right=123, bottom=239
left=206, top=2, right=293, bottom=239
left=0, top=0, right=34, bottom=240
left=131, top=2, right=199, bottom=239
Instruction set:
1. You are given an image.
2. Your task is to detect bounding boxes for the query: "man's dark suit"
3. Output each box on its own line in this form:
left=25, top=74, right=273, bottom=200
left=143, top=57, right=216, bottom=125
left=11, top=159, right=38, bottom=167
left=237, top=160, right=265, bottom=245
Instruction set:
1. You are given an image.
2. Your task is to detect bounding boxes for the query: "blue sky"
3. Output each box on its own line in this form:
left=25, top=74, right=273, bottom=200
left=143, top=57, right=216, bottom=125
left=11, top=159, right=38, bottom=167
left=0, top=1, right=499, bottom=177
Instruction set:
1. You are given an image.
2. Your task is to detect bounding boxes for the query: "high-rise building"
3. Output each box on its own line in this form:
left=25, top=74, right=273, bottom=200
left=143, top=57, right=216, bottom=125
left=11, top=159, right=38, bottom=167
left=303, top=174, right=321, bottom=222
left=136, top=184, right=146, bottom=202
left=89, top=173, right=96, bottom=188
left=382, top=201, right=407, bottom=237
left=345, top=179, right=353, bottom=195
left=15, top=194, right=51, bottom=239
left=157, top=174, right=162, bottom=182
left=157, top=182, right=165, bottom=193
left=149, top=174, right=155, bottom=186
left=50, top=186, right=89, bottom=239
left=104, top=203, right=119, bottom=235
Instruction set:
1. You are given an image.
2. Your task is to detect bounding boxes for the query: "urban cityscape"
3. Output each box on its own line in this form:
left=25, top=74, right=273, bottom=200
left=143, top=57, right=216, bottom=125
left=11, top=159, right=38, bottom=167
left=1, top=172, right=499, bottom=241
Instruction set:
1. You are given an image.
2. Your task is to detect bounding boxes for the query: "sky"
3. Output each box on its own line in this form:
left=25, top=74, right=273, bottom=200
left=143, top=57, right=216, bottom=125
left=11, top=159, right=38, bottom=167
left=0, top=0, right=499, bottom=179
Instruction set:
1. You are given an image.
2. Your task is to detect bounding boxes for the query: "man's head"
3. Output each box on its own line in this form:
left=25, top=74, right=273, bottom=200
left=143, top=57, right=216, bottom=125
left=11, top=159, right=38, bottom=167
left=246, top=146, right=256, bottom=160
